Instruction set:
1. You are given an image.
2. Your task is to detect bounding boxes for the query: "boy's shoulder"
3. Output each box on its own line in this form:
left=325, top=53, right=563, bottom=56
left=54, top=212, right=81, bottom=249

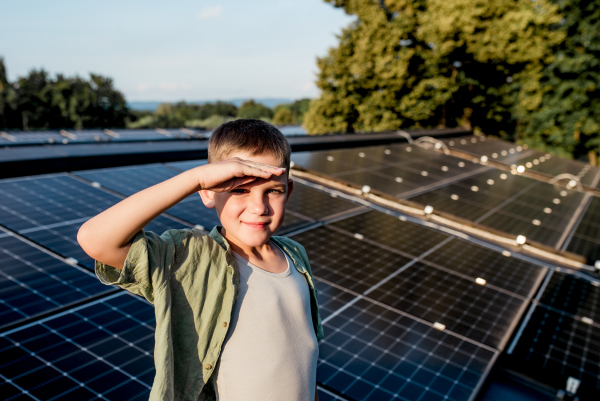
left=271, top=235, right=310, bottom=266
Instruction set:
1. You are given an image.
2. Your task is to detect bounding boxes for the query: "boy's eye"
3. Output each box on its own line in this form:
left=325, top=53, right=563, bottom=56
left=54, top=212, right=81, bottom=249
left=230, top=189, right=248, bottom=194
left=268, top=189, right=284, bottom=194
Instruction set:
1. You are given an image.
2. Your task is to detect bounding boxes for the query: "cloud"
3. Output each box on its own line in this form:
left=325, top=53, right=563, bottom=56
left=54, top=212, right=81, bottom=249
left=198, top=6, right=222, bottom=20
left=136, top=83, right=153, bottom=91
left=300, top=82, right=315, bottom=92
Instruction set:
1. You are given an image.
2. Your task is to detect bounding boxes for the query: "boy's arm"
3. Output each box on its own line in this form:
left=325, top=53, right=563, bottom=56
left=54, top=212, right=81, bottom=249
left=77, top=158, right=285, bottom=269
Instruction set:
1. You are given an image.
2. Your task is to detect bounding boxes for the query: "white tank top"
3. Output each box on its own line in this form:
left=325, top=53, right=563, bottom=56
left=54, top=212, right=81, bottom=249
left=214, top=244, right=319, bottom=401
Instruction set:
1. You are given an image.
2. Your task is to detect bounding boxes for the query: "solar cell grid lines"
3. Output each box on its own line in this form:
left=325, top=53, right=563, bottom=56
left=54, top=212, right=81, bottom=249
left=0, top=292, right=156, bottom=401
left=0, top=174, right=184, bottom=268
left=0, top=234, right=111, bottom=330
left=566, top=196, right=600, bottom=260
left=366, top=260, right=525, bottom=349
left=329, top=210, right=450, bottom=257
left=293, top=215, right=530, bottom=349
left=421, top=238, right=547, bottom=298
left=316, top=280, right=498, bottom=401
left=293, top=226, right=415, bottom=294
left=538, top=272, right=600, bottom=322
left=444, top=136, right=530, bottom=164
left=509, top=306, right=600, bottom=397
left=409, top=168, right=586, bottom=247
left=291, top=144, right=485, bottom=198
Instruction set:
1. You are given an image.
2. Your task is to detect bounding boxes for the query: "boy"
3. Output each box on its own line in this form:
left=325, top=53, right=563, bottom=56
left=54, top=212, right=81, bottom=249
left=77, top=119, right=323, bottom=401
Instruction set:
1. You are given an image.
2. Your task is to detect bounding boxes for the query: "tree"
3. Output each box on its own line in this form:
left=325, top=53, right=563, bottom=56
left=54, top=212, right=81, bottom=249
left=304, top=0, right=564, bottom=136
left=237, top=100, right=273, bottom=119
left=273, top=107, right=294, bottom=125
left=0, top=60, right=129, bottom=130
left=517, top=0, right=600, bottom=165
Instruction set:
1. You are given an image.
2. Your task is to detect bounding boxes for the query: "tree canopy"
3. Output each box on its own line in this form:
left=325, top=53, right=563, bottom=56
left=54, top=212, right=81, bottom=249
left=0, top=58, right=128, bottom=130
left=305, top=0, right=599, bottom=163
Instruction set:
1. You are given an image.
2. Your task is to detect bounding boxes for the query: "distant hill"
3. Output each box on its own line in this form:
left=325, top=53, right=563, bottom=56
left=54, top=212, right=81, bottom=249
left=127, top=98, right=296, bottom=112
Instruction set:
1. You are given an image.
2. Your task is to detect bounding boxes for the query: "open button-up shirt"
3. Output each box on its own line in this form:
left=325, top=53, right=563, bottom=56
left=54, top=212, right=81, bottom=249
left=95, top=226, right=324, bottom=401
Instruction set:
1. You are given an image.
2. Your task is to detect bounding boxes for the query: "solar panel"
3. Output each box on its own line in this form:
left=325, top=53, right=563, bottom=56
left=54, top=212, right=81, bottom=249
left=165, top=159, right=209, bottom=171
left=293, top=218, right=528, bottom=349
left=421, top=238, right=547, bottom=298
left=315, top=279, right=498, bottom=401
left=566, top=196, right=600, bottom=260
left=509, top=305, right=600, bottom=398
left=0, top=234, right=113, bottom=330
left=292, top=144, right=485, bottom=198
left=0, top=292, right=155, bottom=401
left=329, top=210, right=450, bottom=257
left=0, top=174, right=185, bottom=268
left=409, top=169, right=586, bottom=247
left=445, top=136, right=600, bottom=188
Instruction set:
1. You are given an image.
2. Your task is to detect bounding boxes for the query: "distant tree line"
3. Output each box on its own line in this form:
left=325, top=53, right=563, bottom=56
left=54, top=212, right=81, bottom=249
left=0, top=58, right=128, bottom=130
left=129, top=98, right=311, bottom=129
left=306, top=0, right=600, bottom=164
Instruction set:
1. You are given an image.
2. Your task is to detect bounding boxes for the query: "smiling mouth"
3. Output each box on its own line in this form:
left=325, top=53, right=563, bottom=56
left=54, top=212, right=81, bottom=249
left=242, top=222, right=270, bottom=229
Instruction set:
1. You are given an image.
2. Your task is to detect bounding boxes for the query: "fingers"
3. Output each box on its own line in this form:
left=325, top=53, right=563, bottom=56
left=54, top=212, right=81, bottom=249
left=238, top=162, right=285, bottom=179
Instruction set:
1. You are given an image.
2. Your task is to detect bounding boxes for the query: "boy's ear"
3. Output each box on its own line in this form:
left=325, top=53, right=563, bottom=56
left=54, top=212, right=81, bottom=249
left=286, top=178, right=294, bottom=201
left=199, top=190, right=216, bottom=209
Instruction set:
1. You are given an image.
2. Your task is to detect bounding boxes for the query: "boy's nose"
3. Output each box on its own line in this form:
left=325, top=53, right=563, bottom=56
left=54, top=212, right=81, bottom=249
left=247, top=193, right=269, bottom=215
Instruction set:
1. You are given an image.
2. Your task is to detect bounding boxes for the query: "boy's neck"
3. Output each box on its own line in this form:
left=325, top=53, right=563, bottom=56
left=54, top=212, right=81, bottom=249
left=220, top=226, right=273, bottom=261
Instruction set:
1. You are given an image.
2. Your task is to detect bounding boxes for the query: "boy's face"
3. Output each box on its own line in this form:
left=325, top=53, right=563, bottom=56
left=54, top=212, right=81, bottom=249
left=199, top=151, right=293, bottom=249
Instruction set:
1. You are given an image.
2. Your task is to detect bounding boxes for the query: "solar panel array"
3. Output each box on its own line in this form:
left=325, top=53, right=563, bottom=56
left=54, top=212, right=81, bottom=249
left=291, top=142, right=597, bottom=251
left=508, top=271, right=600, bottom=399
left=0, top=128, right=205, bottom=146
left=290, top=209, right=547, bottom=400
left=445, top=135, right=600, bottom=188
left=2, top=137, right=598, bottom=400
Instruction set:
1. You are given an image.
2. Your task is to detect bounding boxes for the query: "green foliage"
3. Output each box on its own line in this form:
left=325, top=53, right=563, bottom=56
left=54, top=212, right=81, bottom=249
left=237, top=100, right=273, bottom=119
left=273, top=108, right=294, bottom=125
left=517, top=0, right=600, bottom=163
left=305, top=0, right=564, bottom=137
left=0, top=59, right=128, bottom=130
left=126, top=101, right=239, bottom=129
left=273, top=99, right=311, bottom=125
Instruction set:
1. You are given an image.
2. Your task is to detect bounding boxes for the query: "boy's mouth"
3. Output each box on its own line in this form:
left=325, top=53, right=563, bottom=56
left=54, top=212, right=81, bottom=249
left=241, top=221, right=270, bottom=229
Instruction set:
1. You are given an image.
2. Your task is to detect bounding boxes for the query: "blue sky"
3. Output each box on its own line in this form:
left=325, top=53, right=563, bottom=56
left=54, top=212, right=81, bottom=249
left=1, top=0, right=354, bottom=101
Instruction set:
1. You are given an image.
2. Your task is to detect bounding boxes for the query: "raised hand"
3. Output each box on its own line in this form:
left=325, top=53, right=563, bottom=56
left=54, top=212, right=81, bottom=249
left=196, top=158, right=286, bottom=192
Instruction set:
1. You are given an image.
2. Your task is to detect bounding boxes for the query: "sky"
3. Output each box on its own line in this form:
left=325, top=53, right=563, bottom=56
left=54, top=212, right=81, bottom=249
left=1, top=0, right=354, bottom=102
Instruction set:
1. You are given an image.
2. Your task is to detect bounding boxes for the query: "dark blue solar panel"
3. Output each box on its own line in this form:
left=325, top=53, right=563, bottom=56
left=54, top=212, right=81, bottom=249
left=294, top=221, right=528, bottom=349
left=0, top=174, right=186, bottom=268
left=567, top=196, right=600, bottom=260
left=0, top=292, right=155, bottom=401
left=315, top=279, right=498, bottom=401
left=0, top=234, right=112, bottom=330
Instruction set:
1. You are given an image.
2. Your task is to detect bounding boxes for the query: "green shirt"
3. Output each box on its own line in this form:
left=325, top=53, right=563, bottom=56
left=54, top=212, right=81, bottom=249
left=95, top=226, right=324, bottom=401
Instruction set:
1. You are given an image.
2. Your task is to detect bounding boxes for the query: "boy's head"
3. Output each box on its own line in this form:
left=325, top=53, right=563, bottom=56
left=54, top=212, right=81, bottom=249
left=200, top=119, right=293, bottom=249
left=208, top=119, right=291, bottom=171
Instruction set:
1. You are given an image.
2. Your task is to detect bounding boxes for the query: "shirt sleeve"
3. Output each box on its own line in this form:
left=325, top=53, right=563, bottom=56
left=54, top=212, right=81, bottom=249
left=95, top=228, right=182, bottom=304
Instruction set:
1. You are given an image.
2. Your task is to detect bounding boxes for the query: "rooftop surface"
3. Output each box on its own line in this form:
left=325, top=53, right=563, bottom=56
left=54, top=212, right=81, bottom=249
left=0, top=130, right=598, bottom=401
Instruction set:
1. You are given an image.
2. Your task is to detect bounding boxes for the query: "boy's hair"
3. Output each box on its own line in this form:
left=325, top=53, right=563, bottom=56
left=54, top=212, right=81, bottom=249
left=208, top=119, right=291, bottom=170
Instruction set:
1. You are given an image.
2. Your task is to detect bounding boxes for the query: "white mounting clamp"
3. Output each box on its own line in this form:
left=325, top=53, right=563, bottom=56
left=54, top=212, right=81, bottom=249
left=397, top=130, right=413, bottom=143
left=549, top=174, right=583, bottom=191
left=413, top=136, right=450, bottom=155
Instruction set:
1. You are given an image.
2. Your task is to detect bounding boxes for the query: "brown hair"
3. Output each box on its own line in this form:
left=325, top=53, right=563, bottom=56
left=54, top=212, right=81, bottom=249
left=208, top=119, right=291, bottom=170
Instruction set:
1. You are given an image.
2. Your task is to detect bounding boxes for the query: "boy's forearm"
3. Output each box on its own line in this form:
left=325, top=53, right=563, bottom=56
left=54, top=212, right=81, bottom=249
left=77, top=169, right=201, bottom=268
